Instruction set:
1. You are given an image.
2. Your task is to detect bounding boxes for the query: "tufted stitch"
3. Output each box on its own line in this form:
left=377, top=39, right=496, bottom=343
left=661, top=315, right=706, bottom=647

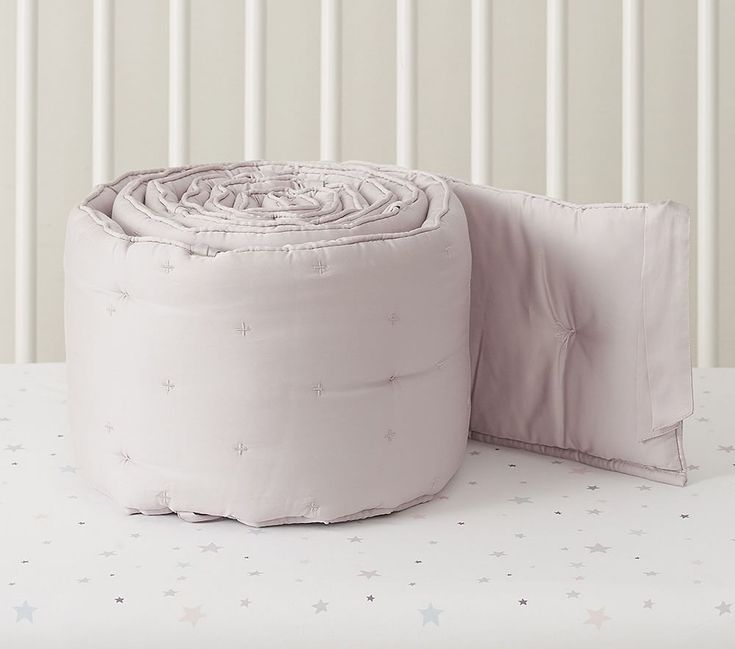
left=312, top=261, right=328, bottom=275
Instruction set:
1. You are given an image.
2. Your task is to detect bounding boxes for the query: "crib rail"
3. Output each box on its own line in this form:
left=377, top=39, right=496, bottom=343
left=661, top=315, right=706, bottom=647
left=13, top=0, right=720, bottom=365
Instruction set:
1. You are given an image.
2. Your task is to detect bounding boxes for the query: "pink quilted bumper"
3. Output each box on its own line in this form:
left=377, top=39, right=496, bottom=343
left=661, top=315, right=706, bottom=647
left=64, top=161, right=692, bottom=526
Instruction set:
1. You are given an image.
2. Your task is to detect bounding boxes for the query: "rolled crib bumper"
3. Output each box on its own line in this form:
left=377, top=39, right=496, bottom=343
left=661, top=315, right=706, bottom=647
left=64, top=161, right=692, bottom=527
left=65, top=162, right=473, bottom=526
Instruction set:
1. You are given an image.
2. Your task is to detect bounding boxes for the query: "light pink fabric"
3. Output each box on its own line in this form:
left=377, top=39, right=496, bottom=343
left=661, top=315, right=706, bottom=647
left=64, top=161, right=692, bottom=527
left=453, top=182, right=692, bottom=486
left=65, top=162, right=472, bottom=526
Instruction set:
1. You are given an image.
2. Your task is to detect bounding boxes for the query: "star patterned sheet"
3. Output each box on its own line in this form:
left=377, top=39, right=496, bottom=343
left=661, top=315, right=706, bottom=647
left=1, top=363, right=734, bottom=648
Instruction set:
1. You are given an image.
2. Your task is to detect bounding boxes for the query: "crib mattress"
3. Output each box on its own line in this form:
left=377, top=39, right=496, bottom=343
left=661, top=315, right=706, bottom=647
left=2, top=363, right=733, bottom=648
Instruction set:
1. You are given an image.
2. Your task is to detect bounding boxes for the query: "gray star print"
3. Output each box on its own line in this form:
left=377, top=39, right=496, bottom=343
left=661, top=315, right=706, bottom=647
left=586, top=543, right=611, bottom=553
left=509, top=496, right=532, bottom=504
left=199, top=542, right=222, bottom=553
left=358, top=570, right=380, bottom=579
left=715, top=601, right=732, bottom=615
left=312, top=600, right=328, bottom=614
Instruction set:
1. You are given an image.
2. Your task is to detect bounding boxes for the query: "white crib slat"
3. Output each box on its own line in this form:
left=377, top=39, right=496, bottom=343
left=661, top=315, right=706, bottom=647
left=471, top=0, right=491, bottom=185
left=546, top=0, right=567, bottom=199
left=93, top=0, right=114, bottom=185
left=697, top=0, right=718, bottom=367
left=15, top=0, right=37, bottom=363
left=168, top=0, right=190, bottom=167
left=320, top=0, right=341, bottom=161
left=396, top=0, right=417, bottom=168
left=622, top=0, right=642, bottom=203
left=245, top=0, right=265, bottom=160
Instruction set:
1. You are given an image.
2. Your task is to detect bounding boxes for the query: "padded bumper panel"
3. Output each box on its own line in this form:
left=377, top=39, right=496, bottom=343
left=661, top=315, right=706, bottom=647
left=453, top=182, right=692, bottom=486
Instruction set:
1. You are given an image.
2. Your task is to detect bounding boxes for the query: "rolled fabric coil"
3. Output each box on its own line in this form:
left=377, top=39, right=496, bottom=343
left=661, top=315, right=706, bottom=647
left=65, top=162, right=472, bottom=526
left=65, top=161, right=693, bottom=527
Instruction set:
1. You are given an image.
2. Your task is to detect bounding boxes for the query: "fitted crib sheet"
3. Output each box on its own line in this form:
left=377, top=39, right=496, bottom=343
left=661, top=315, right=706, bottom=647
left=2, top=363, right=733, bottom=648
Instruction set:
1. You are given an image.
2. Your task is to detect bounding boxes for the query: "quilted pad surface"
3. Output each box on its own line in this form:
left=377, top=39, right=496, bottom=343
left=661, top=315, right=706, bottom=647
left=64, top=162, right=473, bottom=526
left=64, top=161, right=692, bottom=526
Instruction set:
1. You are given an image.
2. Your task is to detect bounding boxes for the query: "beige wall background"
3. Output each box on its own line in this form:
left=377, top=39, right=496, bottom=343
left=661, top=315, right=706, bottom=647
left=0, top=0, right=733, bottom=364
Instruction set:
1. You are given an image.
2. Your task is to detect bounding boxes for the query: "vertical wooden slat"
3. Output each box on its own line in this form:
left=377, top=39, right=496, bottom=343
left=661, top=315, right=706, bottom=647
left=15, top=0, right=37, bottom=363
left=168, top=0, right=190, bottom=166
left=320, top=0, right=341, bottom=161
left=396, top=0, right=416, bottom=168
left=244, top=0, right=265, bottom=160
left=697, top=0, right=718, bottom=367
left=93, top=0, right=114, bottom=185
left=546, top=0, right=567, bottom=199
left=622, top=0, right=642, bottom=203
left=471, top=0, right=491, bottom=185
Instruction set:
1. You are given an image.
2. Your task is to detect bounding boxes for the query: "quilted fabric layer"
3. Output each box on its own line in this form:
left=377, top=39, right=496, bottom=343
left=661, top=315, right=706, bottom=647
left=64, top=162, right=473, bottom=526
left=454, top=182, right=693, bottom=485
left=64, top=161, right=693, bottom=526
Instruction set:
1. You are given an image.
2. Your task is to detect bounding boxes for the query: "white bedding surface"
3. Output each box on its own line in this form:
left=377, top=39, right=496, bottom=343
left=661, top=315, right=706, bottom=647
left=2, top=363, right=733, bottom=648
